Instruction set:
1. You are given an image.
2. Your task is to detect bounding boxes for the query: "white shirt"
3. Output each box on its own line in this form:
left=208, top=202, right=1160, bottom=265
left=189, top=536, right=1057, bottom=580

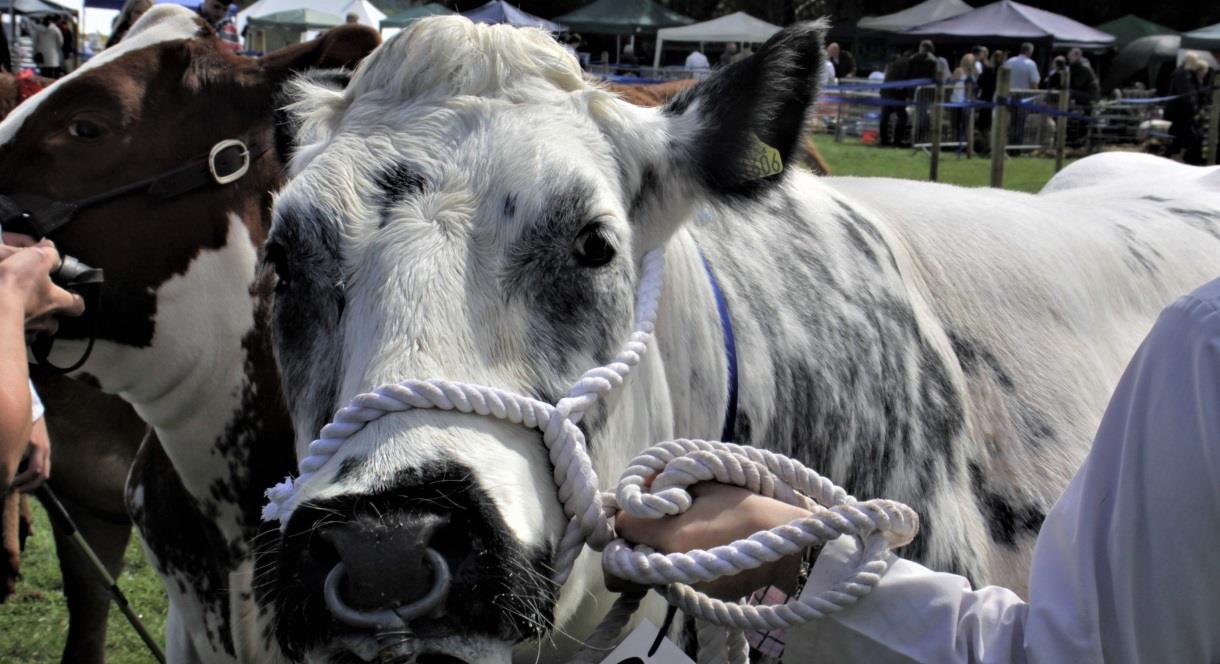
left=1004, top=54, right=1040, bottom=90
left=29, top=381, right=43, bottom=422
left=787, top=277, right=1220, bottom=663
left=684, top=50, right=710, bottom=70
left=818, top=59, right=836, bottom=94
left=31, top=22, right=63, bottom=68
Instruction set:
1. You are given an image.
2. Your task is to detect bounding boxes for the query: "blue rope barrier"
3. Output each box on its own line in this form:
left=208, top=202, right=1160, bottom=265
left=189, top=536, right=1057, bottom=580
left=819, top=96, right=914, bottom=108
left=822, top=78, right=935, bottom=92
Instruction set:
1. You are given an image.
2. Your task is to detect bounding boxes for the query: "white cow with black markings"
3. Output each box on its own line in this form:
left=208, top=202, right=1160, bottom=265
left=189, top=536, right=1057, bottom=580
left=255, top=16, right=1220, bottom=663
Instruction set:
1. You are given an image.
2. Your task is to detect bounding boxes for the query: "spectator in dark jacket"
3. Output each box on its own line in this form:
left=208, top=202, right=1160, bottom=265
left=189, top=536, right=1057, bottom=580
left=976, top=50, right=1006, bottom=142
left=826, top=42, right=856, bottom=78
left=879, top=52, right=911, bottom=147
left=1067, top=48, right=1099, bottom=101
left=1166, top=52, right=1209, bottom=165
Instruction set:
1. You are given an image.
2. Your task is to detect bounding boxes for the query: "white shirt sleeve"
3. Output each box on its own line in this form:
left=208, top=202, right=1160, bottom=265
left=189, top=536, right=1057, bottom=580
left=784, top=279, right=1220, bottom=663
left=29, top=380, right=43, bottom=422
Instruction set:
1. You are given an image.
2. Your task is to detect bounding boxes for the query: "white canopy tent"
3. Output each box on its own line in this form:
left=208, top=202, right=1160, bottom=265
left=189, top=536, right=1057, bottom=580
left=857, top=0, right=972, bottom=32
left=652, top=11, right=780, bottom=67
left=237, top=0, right=384, bottom=36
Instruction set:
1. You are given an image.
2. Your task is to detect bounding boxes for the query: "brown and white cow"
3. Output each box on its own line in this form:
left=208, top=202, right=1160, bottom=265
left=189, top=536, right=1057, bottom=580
left=0, top=7, right=378, bottom=661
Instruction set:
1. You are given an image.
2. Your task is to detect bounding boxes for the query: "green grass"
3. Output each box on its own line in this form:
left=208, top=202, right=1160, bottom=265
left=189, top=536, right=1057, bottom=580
left=0, top=501, right=167, bottom=664
left=817, top=137, right=1072, bottom=193
left=0, top=139, right=1070, bottom=664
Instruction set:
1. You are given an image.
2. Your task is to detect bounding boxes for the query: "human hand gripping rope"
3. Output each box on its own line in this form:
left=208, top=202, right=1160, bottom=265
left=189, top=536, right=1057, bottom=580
left=262, top=248, right=920, bottom=664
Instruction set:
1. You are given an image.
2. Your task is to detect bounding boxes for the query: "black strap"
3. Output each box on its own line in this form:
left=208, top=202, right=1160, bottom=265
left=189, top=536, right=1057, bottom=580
left=0, top=139, right=264, bottom=239
left=30, top=267, right=104, bottom=374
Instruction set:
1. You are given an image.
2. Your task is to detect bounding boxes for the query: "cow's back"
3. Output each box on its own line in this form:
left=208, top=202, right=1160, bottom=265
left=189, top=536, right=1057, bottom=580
left=823, top=168, right=1220, bottom=590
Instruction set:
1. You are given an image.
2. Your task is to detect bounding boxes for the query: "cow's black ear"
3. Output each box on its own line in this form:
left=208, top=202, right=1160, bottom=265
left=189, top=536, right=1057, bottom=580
left=663, top=20, right=826, bottom=197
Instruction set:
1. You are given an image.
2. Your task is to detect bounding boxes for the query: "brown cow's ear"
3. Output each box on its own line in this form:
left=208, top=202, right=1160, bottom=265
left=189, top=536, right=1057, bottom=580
left=259, top=25, right=381, bottom=81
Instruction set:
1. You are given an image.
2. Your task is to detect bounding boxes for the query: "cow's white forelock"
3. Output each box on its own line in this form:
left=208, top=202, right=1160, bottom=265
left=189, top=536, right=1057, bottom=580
left=0, top=5, right=203, bottom=147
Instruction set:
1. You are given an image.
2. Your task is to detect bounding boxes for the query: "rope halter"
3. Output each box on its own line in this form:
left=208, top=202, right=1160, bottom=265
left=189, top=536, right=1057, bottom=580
left=262, top=246, right=919, bottom=662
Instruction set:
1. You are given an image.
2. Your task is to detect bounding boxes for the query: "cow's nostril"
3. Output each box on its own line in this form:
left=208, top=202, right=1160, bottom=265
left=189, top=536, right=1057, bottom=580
left=318, top=512, right=451, bottom=612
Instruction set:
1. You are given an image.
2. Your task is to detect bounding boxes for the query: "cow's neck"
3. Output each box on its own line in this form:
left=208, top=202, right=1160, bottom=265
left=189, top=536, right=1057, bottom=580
left=92, top=211, right=292, bottom=544
left=651, top=224, right=733, bottom=445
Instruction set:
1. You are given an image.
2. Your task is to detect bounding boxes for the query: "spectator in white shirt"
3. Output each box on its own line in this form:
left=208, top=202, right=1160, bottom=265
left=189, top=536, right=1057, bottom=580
left=29, top=17, right=63, bottom=78
left=1004, top=42, right=1041, bottom=90
left=818, top=52, right=836, bottom=93
left=684, top=48, right=710, bottom=71
left=615, top=276, right=1220, bottom=663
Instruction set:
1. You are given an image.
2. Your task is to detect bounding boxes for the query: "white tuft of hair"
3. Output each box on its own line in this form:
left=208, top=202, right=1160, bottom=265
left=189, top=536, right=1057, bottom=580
left=348, top=16, right=589, bottom=107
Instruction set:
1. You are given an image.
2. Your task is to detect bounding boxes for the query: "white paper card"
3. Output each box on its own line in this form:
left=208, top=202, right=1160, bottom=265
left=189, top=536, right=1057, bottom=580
left=598, top=619, right=696, bottom=664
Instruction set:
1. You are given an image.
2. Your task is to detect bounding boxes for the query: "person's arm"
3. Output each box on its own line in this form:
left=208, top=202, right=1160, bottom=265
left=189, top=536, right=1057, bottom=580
left=0, top=281, right=33, bottom=486
left=0, top=241, right=82, bottom=489
left=785, top=286, right=1220, bottom=662
left=11, top=411, right=50, bottom=493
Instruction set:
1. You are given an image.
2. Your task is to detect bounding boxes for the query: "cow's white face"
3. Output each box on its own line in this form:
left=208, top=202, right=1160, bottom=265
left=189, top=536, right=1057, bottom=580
left=263, top=15, right=825, bottom=662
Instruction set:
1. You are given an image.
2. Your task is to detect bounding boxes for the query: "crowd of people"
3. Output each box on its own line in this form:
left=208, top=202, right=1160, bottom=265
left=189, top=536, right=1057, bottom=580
left=0, top=14, right=77, bottom=79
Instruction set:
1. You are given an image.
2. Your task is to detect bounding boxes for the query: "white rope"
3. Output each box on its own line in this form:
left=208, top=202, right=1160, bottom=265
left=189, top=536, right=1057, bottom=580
left=262, top=245, right=919, bottom=658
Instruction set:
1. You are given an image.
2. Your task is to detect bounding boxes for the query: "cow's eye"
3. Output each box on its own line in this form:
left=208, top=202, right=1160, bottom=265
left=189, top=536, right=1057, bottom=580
left=572, top=223, right=616, bottom=268
left=264, top=242, right=291, bottom=293
left=68, top=119, right=105, bottom=140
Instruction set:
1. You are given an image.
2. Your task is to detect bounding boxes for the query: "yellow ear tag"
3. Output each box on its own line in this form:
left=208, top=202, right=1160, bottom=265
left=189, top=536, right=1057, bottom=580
left=742, top=133, right=784, bottom=181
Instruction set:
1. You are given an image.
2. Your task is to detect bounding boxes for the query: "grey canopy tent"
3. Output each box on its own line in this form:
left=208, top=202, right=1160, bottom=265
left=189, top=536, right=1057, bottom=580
left=906, top=0, right=1115, bottom=48
left=856, top=0, right=972, bottom=33
left=461, top=1, right=564, bottom=32
left=652, top=11, right=780, bottom=68
left=247, top=9, right=341, bottom=52
left=1094, top=14, right=1175, bottom=50
left=1102, top=35, right=1218, bottom=92
left=380, top=2, right=453, bottom=30
left=247, top=8, right=341, bottom=30
left=0, top=0, right=72, bottom=14
left=552, top=0, right=692, bottom=35
left=1182, top=22, right=1220, bottom=51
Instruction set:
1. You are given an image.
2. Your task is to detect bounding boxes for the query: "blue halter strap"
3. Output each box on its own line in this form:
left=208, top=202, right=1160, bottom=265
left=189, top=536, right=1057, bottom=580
left=699, top=254, right=738, bottom=443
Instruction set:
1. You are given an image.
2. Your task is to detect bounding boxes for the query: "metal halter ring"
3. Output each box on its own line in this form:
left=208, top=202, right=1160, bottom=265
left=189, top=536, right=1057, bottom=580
left=208, top=139, right=251, bottom=185
left=323, top=548, right=451, bottom=631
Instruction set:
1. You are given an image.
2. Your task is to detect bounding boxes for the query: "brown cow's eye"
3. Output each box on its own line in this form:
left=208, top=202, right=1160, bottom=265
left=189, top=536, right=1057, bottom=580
left=68, top=119, right=105, bottom=140
left=573, top=223, right=616, bottom=268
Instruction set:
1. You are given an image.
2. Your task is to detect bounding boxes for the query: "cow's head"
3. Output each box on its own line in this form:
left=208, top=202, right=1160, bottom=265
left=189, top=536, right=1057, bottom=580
left=0, top=5, right=378, bottom=406
left=264, top=16, right=824, bottom=662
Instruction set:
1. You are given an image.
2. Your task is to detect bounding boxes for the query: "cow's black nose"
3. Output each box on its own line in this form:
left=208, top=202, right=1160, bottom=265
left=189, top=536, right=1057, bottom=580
left=318, top=512, right=450, bottom=614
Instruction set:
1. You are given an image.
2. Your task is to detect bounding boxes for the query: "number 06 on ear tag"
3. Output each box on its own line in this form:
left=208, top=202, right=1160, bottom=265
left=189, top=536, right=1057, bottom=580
left=597, top=620, right=696, bottom=664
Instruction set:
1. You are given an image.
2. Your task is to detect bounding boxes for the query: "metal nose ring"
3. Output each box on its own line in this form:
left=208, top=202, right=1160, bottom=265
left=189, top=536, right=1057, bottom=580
left=323, top=548, right=451, bottom=631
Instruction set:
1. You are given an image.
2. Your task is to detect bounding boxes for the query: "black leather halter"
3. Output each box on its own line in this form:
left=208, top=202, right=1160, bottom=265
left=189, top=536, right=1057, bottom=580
left=0, top=138, right=262, bottom=373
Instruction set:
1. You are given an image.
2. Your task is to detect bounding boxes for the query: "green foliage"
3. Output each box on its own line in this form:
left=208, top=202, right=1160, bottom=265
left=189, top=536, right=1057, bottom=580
left=0, top=503, right=167, bottom=664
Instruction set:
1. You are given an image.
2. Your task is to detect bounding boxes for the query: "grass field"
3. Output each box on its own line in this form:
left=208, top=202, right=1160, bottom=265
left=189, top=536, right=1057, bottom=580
left=818, top=138, right=1071, bottom=192
left=0, top=139, right=1071, bottom=663
left=1, top=502, right=167, bottom=663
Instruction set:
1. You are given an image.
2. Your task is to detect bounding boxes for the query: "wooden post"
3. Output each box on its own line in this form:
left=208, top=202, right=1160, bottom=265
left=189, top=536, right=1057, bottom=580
left=990, top=66, right=1011, bottom=189
left=930, top=72, right=945, bottom=181
left=966, top=78, right=976, bottom=158
left=1207, top=86, right=1220, bottom=167
left=1054, top=67, right=1070, bottom=172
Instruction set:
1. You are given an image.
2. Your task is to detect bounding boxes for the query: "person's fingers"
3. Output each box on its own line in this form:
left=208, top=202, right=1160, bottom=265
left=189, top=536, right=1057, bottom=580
left=29, top=243, right=62, bottom=272
left=11, top=472, right=44, bottom=493
left=45, top=286, right=85, bottom=317
left=1, top=232, right=37, bottom=247
left=0, top=245, right=21, bottom=261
